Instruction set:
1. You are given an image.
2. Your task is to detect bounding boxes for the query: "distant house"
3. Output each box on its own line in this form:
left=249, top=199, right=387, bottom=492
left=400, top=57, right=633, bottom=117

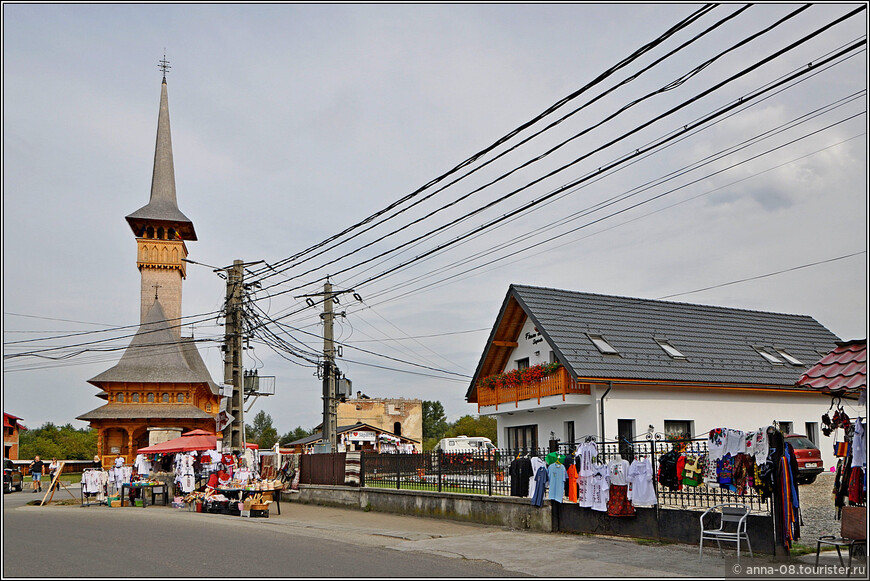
left=3, top=413, right=26, bottom=460
left=286, top=422, right=419, bottom=454
left=466, top=284, right=843, bottom=468
left=337, top=396, right=423, bottom=452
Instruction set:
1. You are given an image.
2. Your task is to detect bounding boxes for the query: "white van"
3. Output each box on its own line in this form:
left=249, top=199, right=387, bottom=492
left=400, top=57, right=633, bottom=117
left=433, top=435, right=496, bottom=454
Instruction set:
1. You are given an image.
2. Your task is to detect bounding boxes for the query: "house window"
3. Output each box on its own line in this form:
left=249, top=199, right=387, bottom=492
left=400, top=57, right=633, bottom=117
left=775, top=348, right=803, bottom=366
left=656, top=338, right=686, bottom=359
left=664, top=420, right=693, bottom=440
left=516, top=358, right=529, bottom=370
left=393, top=422, right=402, bottom=437
left=588, top=334, right=619, bottom=355
left=507, top=425, right=538, bottom=453
left=805, top=422, right=819, bottom=445
left=549, top=351, right=557, bottom=364
left=779, top=421, right=793, bottom=434
left=564, top=421, right=575, bottom=448
left=753, top=346, right=784, bottom=365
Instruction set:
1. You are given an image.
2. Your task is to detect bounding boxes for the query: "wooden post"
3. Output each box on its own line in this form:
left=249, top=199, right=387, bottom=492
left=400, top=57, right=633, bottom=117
left=39, top=462, right=76, bottom=506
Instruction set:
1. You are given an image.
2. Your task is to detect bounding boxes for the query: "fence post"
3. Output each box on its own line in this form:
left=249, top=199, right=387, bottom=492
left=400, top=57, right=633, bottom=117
left=487, top=450, right=492, bottom=496
left=395, top=452, right=400, bottom=490
left=437, top=450, right=443, bottom=493
left=360, top=451, right=366, bottom=488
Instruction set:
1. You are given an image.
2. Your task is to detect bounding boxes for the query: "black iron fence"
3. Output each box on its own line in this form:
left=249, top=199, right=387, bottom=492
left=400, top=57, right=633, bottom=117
left=359, top=437, right=771, bottom=514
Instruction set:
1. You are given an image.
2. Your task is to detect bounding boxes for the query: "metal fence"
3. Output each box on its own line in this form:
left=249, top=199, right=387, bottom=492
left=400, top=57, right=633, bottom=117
left=360, top=437, right=771, bottom=515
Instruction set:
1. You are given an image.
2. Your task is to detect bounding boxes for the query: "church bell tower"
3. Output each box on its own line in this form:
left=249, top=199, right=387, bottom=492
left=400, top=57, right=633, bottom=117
left=124, top=60, right=196, bottom=336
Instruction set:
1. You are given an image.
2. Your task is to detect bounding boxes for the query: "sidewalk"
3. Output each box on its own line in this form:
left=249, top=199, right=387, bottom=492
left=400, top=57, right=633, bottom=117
left=265, top=500, right=865, bottom=578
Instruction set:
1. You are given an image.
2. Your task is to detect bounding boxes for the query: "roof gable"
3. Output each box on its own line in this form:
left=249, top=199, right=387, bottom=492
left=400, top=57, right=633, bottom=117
left=466, top=284, right=841, bottom=401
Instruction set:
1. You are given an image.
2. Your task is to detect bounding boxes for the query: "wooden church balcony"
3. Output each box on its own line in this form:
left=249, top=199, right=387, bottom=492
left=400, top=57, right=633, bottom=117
left=476, top=367, right=591, bottom=411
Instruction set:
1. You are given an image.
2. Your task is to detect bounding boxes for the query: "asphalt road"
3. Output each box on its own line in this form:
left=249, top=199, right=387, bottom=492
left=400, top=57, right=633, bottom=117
left=1, top=490, right=521, bottom=578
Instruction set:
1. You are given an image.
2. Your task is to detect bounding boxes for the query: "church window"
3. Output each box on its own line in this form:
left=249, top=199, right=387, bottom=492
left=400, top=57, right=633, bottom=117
left=162, top=393, right=169, bottom=403
left=116, top=393, right=125, bottom=403
left=132, top=393, right=140, bottom=403
left=146, top=226, right=154, bottom=239
left=172, top=247, right=179, bottom=262
left=205, top=403, right=212, bottom=413
left=169, top=228, right=176, bottom=239
left=157, top=227, right=165, bottom=239
left=141, top=246, right=148, bottom=261
left=147, top=393, right=155, bottom=403
left=177, top=393, right=185, bottom=403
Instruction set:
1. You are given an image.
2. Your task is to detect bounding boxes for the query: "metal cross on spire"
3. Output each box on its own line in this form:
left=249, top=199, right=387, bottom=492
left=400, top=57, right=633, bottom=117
left=159, top=53, right=171, bottom=81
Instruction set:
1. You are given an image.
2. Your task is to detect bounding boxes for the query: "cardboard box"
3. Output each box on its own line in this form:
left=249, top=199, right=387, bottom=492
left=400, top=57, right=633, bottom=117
left=110, top=500, right=121, bottom=507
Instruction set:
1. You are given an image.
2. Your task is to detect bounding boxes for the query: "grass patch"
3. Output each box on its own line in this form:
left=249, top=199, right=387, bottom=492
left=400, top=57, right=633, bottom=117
left=789, top=543, right=818, bottom=557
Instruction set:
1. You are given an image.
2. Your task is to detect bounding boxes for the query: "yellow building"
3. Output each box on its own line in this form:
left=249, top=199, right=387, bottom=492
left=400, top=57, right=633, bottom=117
left=337, top=396, right=422, bottom=452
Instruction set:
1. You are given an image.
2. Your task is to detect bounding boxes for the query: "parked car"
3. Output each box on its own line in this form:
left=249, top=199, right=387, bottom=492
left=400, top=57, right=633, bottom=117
left=784, top=434, right=824, bottom=484
left=4, top=459, right=23, bottom=493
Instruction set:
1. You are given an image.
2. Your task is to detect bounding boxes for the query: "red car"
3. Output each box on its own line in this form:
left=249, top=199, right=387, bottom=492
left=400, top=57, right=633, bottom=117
left=785, top=434, right=824, bottom=484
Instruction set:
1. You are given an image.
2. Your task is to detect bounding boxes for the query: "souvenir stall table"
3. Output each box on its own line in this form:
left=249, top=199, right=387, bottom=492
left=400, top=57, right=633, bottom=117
left=119, top=480, right=169, bottom=507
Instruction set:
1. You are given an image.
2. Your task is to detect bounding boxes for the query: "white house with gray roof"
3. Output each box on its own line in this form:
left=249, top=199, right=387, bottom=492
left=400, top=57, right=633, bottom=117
left=466, top=284, right=844, bottom=469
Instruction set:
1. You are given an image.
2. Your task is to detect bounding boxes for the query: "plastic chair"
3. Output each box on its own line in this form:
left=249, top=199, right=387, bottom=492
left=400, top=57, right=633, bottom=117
left=815, top=506, right=866, bottom=576
left=699, top=503, right=753, bottom=562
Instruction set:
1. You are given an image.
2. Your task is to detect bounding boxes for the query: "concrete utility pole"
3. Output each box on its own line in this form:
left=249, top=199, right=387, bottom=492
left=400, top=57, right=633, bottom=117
left=321, top=279, right=337, bottom=453
left=223, top=259, right=245, bottom=452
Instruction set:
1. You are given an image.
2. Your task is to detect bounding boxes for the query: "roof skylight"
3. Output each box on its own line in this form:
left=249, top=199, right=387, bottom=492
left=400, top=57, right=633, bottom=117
left=775, top=348, right=803, bottom=366
left=656, top=338, right=686, bottom=359
left=754, top=346, right=784, bottom=365
left=588, top=334, right=619, bottom=355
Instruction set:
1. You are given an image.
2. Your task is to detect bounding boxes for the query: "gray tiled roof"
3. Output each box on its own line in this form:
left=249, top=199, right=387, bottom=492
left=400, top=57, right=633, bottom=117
left=76, top=404, right=214, bottom=421
left=87, top=300, right=219, bottom=394
left=468, top=284, right=841, bottom=398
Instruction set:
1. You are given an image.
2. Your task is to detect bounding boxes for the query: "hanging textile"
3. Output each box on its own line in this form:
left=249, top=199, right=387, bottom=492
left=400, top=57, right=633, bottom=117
left=530, top=463, right=548, bottom=508
left=509, top=457, right=532, bottom=497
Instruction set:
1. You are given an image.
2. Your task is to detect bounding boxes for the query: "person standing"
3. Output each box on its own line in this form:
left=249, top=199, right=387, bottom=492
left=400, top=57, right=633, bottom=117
left=29, top=456, right=45, bottom=493
left=48, top=458, right=60, bottom=481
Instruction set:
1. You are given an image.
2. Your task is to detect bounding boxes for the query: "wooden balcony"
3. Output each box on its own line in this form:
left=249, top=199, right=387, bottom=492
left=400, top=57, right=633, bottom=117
left=476, top=367, right=591, bottom=411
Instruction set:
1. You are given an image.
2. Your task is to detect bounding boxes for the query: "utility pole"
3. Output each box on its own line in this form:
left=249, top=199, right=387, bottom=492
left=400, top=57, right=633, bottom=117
left=223, top=259, right=245, bottom=452
left=321, top=279, right=337, bottom=453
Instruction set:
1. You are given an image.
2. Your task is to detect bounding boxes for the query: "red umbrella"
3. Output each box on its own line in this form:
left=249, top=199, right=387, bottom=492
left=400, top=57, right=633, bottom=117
left=137, top=430, right=217, bottom=454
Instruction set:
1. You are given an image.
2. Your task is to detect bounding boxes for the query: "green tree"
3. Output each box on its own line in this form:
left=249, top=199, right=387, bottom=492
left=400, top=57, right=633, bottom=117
left=279, top=426, right=315, bottom=446
left=444, top=415, right=497, bottom=444
left=18, top=422, right=97, bottom=460
left=245, top=411, right=279, bottom=449
left=422, top=400, right=448, bottom=450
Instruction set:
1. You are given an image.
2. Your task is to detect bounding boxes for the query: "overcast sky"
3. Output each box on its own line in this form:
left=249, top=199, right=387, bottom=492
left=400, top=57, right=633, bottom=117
left=3, top=3, right=867, bottom=438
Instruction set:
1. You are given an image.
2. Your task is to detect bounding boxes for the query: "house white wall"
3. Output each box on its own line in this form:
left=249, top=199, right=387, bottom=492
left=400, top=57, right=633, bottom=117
left=486, top=381, right=859, bottom=471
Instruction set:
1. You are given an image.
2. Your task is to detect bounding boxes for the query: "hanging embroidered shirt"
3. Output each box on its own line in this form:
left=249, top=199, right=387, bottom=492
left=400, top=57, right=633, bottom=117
left=547, top=462, right=567, bottom=503
left=725, top=429, right=745, bottom=457
left=627, top=458, right=657, bottom=507
left=589, top=464, right=610, bottom=512
left=717, top=453, right=735, bottom=491
left=576, top=441, right=598, bottom=477
left=607, top=458, right=630, bottom=486
left=708, top=428, right=727, bottom=461
left=754, top=427, right=771, bottom=465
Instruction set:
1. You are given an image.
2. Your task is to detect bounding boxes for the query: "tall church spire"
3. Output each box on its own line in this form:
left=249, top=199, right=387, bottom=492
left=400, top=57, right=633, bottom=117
left=127, top=62, right=197, bottom=329
left=125, top=62, right=197, bottom=241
